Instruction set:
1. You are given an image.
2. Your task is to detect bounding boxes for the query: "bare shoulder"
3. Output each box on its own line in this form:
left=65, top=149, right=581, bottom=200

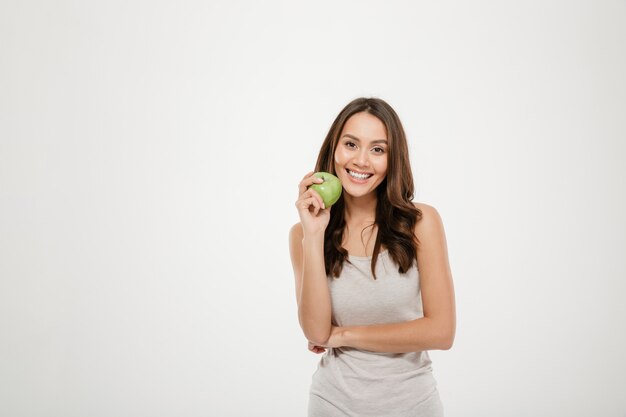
left=413, top=202, right=443, bottom=223
left=413, top=201, right=436, bottom=213
left=289, top=222, right=304, bottom=244
left=412, top=202, right=445, bottom=237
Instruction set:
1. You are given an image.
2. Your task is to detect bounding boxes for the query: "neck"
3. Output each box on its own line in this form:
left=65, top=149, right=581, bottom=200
left=343, top=192, right=378, bottom=226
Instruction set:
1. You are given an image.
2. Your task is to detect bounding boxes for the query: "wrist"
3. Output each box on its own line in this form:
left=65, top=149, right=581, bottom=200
left=339, top=326, right=351, bottom=347
left=302, top=231, right=325, bottom=241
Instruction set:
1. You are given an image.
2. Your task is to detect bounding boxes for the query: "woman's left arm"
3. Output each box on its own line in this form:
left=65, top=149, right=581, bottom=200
left=325, top=203, right=456, bottom=353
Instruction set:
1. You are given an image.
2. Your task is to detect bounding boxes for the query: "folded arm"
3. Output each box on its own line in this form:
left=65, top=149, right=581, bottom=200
left=338, top=316, right=452, bottom=353
left=329, top=203, right=456, bottom=353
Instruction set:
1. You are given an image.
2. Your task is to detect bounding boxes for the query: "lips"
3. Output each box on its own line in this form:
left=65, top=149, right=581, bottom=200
left=347, top=169, right=373, bottom=175
left=346, top=168, right=374, bottom=181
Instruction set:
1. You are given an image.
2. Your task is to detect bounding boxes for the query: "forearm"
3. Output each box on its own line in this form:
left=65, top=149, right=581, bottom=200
left=341, top=317, right=453, bottom=353
left=298, top=233, right=332, bottom=345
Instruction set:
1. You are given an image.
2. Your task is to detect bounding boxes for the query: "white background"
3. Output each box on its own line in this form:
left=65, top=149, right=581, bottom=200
left=1, top=1, right=625, bottom=416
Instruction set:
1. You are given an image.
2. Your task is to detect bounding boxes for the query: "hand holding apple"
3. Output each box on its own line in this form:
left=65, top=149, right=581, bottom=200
left=296, top=171, right=333, bottom=236
left=308, top=172, right=342, bottom=208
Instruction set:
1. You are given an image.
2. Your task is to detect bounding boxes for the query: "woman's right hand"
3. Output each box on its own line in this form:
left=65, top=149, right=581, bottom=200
left=295, top=171, right=331, bottom=236
left=308, top=340, right=326, bottom=354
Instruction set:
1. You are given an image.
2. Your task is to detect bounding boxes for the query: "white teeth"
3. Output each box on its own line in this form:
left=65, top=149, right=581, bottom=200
left=348, top=169, right=373, bottom=180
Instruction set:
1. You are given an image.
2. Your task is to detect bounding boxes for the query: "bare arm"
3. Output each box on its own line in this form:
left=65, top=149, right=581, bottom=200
left=289, top=225, right=333, bottom=345
left=339, top=317, right=451, bottom=353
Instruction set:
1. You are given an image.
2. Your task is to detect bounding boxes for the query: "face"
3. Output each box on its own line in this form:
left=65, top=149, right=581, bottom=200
left=333, top=111, right=389, bottom=198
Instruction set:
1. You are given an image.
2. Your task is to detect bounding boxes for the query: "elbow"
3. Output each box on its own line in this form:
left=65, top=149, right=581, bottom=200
left=436, top=324, right=455, bottom=351
left=424, top=317, right=455, bottom=350
left=305, top=332, right=330, bottom=347
left=299, top=318, right=331, bottom=346
left=439, top=335, right=454, bottom=350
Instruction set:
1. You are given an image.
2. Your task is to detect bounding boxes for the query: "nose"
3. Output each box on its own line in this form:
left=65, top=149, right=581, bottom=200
left=354, top=148, right=371, bottom=168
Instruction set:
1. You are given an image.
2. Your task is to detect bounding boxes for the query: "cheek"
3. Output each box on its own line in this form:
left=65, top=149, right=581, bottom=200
left=376, top=158, right=388, bottom=173
left=333, top=154, right=344, bottom=173
left=334, top=149, right=348, bottom=164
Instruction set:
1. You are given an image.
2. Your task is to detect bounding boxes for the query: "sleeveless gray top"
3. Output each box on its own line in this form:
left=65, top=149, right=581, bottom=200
left=308, top=249, right=443, bottom=417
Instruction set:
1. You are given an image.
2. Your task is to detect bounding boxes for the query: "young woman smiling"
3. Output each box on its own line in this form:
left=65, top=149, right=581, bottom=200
left=289, top=97, right=456, bottom=417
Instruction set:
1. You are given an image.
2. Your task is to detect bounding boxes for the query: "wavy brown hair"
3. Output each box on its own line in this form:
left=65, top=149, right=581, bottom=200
left=314, top=97, right=422, bottom=280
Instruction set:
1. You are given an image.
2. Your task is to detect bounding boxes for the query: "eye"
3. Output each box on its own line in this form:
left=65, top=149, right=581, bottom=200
left=373, top=147, right=385, bottom=153
left=345, top=141, right=356, bottom=148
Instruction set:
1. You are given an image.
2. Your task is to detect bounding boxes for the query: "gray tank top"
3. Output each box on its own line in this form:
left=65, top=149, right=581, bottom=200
left=308, top=249, right=443, bottom=417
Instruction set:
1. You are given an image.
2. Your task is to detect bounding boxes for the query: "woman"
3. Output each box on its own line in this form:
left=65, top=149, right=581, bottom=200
left=288, top=97, right=456, bottom=417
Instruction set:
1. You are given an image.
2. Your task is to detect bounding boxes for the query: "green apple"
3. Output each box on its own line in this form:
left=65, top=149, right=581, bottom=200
left=309, top=171, right=342, bottom=208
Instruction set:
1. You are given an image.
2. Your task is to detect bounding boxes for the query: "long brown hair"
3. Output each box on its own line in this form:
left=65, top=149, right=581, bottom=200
left=314, top=97, right=422, bottom=279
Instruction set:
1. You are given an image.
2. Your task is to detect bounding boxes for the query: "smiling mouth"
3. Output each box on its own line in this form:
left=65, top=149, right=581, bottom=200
left=346, top=169, right=374, bottom=180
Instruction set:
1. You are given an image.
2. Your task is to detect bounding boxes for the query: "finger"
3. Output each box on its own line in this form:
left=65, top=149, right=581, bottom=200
left=307, top=188, right=326, bottom=210
left=297, top=196, right=320, bottom=214
left=308, top=341, right=326, bottom=354
left=309, top=197, right=321, bottom=216
left=296, top=195, right=314, bottom=211
left=298, top=174, right=325, bottom=196
left=298, top=190, right=319, bottom=208
left=307, top=196, right=321, bottom=212
left=299, top=171, right=315, bottom=194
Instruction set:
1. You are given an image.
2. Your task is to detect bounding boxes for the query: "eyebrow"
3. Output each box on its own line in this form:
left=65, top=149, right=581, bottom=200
left=341, top=134, right=388, bottom=145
